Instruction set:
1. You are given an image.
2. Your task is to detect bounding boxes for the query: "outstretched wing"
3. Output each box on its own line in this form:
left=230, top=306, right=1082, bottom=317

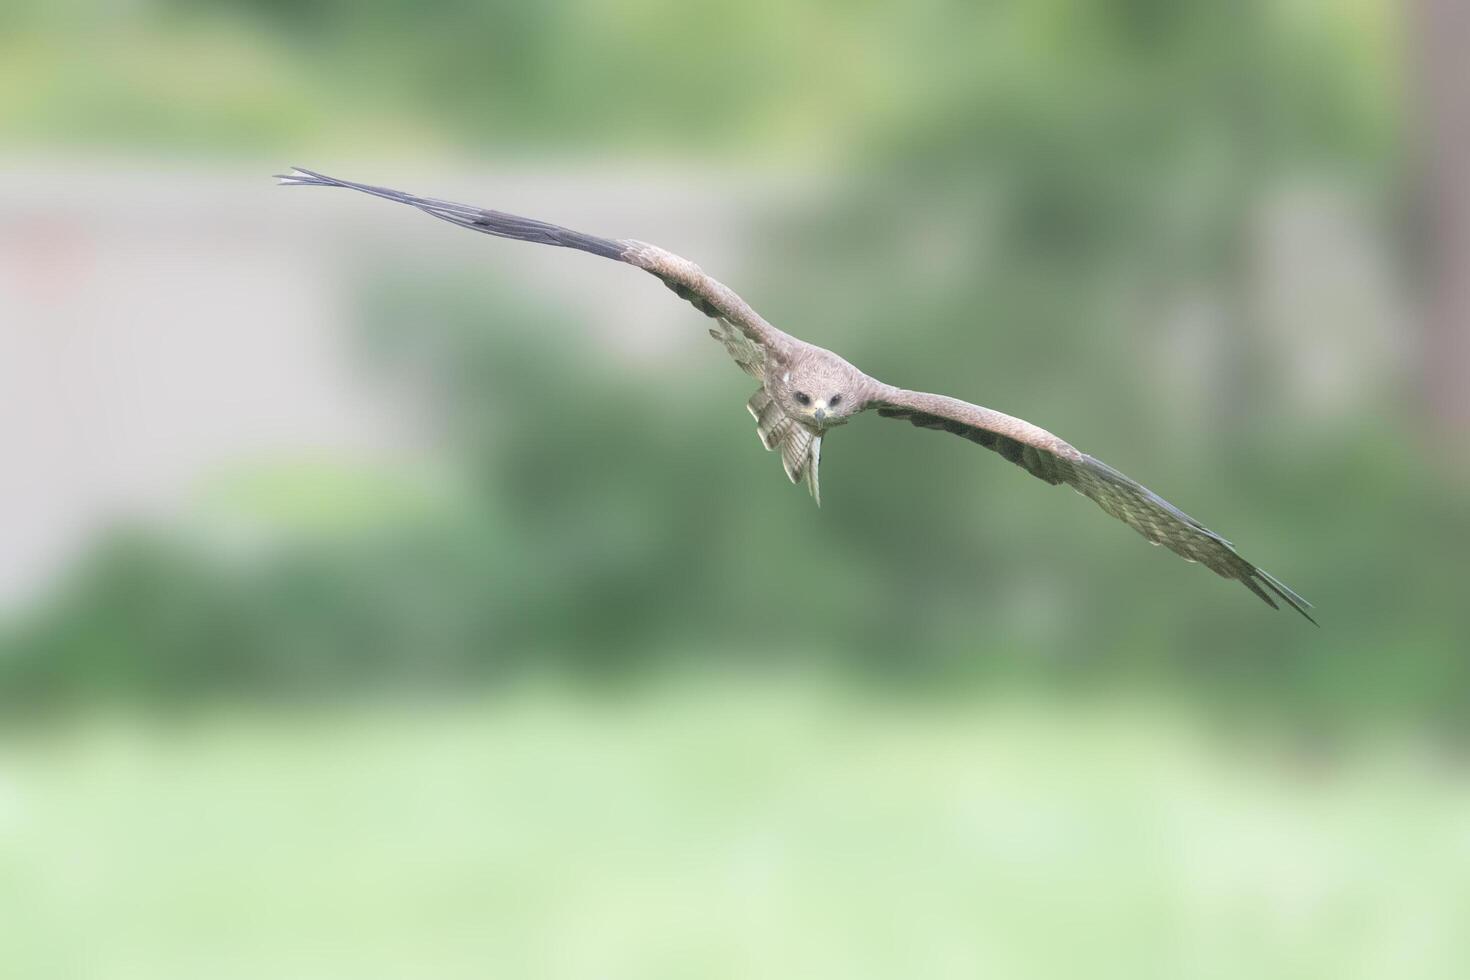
left=279, top=167, right=817, bottom=496
left=276, top=167, right=795, bottom=380
left=867, top=388, right=1314, bottom=622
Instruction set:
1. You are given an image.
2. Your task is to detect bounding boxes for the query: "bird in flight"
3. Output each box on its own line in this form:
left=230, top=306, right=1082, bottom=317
left=279, top=167, right=1313, bottom=622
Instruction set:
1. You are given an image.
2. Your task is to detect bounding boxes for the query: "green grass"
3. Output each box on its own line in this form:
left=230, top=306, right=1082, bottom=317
left=2, top=683, right=1467, bottom=979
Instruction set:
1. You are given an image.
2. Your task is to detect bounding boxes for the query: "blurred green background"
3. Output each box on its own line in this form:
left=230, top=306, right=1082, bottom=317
left=2, top=0, right=1468, bottom=976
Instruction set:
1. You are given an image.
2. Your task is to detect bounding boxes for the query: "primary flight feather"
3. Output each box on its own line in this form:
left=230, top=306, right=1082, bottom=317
left=278, top=167, right=1314, bottom=623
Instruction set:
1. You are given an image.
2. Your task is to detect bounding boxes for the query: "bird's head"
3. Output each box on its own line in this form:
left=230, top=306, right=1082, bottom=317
left=774, top=362, right=858, bottom=429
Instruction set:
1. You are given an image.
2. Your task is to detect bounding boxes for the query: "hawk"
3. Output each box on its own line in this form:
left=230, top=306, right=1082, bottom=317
left=279, top=167, right=1314, bottom=622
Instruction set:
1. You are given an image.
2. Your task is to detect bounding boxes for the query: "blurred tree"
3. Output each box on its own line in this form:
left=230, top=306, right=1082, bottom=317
left=1412, top=0, right=1470, bottom=440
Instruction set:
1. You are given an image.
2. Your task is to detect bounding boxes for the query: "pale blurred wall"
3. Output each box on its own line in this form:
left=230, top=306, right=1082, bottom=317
left=0, top=159, right=819, bottom=611
left=0, top=163, right=361, bottom=610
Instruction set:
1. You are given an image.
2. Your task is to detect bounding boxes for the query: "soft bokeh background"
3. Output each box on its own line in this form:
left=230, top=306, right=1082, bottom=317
left=3, top=0, right=1469, bottom=976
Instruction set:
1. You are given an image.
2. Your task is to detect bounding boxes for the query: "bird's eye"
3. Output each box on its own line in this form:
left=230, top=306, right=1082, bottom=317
left=829, top=394, right=842, bottom=407
left=794, top=392, right=811, bottom=406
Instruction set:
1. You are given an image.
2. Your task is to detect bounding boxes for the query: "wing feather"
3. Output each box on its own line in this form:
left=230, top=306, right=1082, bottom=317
left=709, top=318, right=767, bottom=379
left=868, top=387, right=1314, bottom=622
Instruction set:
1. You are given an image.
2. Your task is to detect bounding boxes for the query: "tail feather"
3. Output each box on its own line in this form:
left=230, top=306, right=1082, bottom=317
left=744, top=388, right=822, bottom=505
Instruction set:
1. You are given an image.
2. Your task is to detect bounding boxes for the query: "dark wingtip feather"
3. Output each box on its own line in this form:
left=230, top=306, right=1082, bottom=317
left=1255, top=568, right=1318, bottom=626
left=272, top=167, right=629, bottom=260
left=1234, top=565, right=1317, bottom=625
left=1240, top=576, right=1281, bottom=611
left=275, top=167, right=333, bottom=187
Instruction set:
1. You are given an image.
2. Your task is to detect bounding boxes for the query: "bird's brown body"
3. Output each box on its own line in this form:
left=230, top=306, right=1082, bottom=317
left=279, top=167, right=1314, bottom=622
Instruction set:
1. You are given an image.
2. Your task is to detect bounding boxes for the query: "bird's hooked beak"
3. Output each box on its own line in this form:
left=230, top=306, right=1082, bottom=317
left=813, top=407, right=827, bottom=423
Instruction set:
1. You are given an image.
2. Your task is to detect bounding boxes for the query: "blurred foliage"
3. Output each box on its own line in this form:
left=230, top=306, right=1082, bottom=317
left=2, top=0, right=1464, bottom=732
left=5, top=267, right=1467, bottom=728
left=0, top=0, right=1398, bottom=164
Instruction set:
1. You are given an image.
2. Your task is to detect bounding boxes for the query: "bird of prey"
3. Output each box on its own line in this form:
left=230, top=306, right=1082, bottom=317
left=278, top=167, right=1314, bottom=622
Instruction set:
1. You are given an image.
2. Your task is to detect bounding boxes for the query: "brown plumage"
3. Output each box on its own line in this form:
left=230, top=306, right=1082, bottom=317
left=278, top=167, right=1314, bottom=622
